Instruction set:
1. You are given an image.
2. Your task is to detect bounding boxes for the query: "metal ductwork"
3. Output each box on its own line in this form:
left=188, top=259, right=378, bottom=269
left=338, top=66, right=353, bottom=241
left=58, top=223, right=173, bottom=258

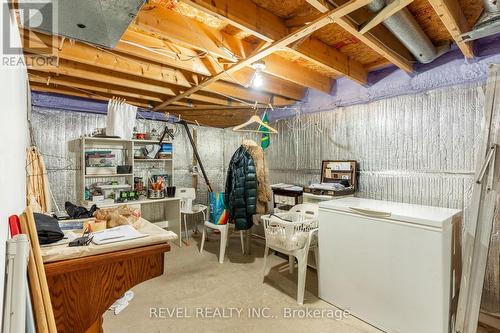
left=461, top=0, right=500, bottom=41
left=365, top=0, right=449, bottom=63
left=19, top=0, right=146, bottom=48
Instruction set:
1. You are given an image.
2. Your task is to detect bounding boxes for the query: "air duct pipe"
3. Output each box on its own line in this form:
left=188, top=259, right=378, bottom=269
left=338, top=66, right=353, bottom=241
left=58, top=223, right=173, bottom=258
left=365, top=0, right=449, bottom=63
left=460, top=0, right=500, bottom=41
left=483, top=0, right=500, bottom=13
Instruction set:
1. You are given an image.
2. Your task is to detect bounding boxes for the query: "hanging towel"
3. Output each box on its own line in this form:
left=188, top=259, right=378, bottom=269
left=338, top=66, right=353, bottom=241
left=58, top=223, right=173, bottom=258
left=106, top=99, right=137, bottom=139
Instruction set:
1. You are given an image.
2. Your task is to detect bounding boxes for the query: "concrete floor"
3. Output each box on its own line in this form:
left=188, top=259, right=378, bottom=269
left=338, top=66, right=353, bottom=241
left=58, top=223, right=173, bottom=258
left=103, top=232, right=381, bottom=333
left=103, top=232, right=497, bottom=333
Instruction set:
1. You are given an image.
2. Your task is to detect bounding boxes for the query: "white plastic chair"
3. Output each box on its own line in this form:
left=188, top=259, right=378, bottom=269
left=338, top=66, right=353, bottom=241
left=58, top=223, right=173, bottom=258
left=262, top=203, right=319, bottom=305
left=200, top=219, right=245, bottom=264
left=176, top=188, right=207, bottom=245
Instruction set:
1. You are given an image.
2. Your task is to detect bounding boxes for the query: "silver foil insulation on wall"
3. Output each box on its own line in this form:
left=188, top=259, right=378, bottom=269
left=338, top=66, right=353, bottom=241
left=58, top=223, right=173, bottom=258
left=31, top=81, right=498, bottom=313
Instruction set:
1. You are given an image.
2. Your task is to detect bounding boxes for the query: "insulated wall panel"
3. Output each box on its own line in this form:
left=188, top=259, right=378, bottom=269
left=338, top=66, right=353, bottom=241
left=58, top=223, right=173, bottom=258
left=222, top=82, right=497, bottom=314
left=232, top=83, right=485, bottom=213
left=30, top=107, right=226, bottom=210
left=33, top=80, right=498, bottom=314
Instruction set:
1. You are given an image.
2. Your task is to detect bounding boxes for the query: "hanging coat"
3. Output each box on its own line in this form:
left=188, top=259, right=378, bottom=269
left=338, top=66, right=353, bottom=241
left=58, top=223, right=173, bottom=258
left=224, top=146, right=257, bottom=230
left=241, top=141, right=272, bottom=215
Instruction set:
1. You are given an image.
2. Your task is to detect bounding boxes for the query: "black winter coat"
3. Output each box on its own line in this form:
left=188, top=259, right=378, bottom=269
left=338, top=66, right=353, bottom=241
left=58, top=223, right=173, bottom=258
left=224, top=146, right=257, bottom=230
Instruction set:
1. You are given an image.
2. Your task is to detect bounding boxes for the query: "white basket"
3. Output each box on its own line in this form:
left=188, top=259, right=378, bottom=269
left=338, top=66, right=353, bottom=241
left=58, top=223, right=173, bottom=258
left=262, top=212, right=318, bottom=251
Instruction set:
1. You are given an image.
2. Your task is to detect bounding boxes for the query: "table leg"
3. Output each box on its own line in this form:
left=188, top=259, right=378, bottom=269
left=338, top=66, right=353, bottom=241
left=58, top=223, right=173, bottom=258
left=164, top=200, right=182, bottom=247
left=244, top=229, right=252, bottom=255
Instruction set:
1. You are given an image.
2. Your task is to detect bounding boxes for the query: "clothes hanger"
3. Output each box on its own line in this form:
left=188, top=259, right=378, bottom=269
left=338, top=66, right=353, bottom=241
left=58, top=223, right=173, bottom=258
left=232, top=115, right=277, bottom=133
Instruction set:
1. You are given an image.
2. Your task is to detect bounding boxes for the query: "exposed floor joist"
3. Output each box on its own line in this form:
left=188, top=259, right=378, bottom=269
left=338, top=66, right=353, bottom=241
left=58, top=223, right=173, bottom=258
left=134, top=6, right=335, bottom=93
left=153, top=0, right=372, bottom=110
left=30, top=83, right=158, bottom=109
left=305, top=0, right=413, bottom=73
left=427, top=0, right=474, bottom=58
left=24, top=32, right=297, bottom=107
left=29, top=59, right=252, bottom=107
left=172, top=109, right=263, bottom=127
left=359, top=0, right=415, bottom=34
left=28, top=73, right=165, bottom=104
left=117, top=30, right=306, bottom=100
left=180, top=0, right=368, bottom=84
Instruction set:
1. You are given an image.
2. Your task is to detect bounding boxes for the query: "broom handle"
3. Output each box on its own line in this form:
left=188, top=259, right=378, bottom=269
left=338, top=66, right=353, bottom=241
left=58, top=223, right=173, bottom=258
left=24, top=207, right=57, bottom=333
left=20, top=214, right=49, bottom=333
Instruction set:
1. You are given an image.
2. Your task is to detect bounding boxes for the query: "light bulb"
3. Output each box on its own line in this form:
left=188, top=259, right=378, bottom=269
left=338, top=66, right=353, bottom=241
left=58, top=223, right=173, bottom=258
left=252, top=72, right=264, bottom=88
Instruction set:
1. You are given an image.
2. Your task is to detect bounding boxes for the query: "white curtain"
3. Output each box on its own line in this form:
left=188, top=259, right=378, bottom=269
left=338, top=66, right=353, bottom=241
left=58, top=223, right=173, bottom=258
left=106, top=99, right=137, bottom=139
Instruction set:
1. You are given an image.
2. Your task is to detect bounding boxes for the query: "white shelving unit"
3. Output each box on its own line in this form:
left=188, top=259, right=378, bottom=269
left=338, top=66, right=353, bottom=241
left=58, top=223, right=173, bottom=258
left=72, top=137, right=182, bottom=246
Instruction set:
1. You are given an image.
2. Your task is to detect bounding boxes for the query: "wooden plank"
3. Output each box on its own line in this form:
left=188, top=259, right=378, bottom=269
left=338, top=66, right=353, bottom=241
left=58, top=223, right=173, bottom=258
left=23, top=208, right=58, bottom=333
left=479, top=313, right=500, bottom=331
left=23, top=31, right=296, bottom=106
left=359, top=0, right=415, bottom=34
left=231, top=67, right=306, bottom=101
left=285, top=14, right=322, bottom=27
left=263, top=54, right=333, bottom=92
left=117, top=30, right=306, bottom=100
left=28, top=72, right=165, bottom=102
left=29, top=59, right=265, bottom=107
left=427, top=0, right=474, bottom=58
left=136, top=6, right=243, bottom=61
left=163, top=105, right=273, bottom=111
left=180, top=0, right=288, bottom=42
left=153, top=0, right=370, bottom=110
left=180, top=0, right=368, bottom=84
left=289, top=37, right=367, bottom=84
left=305, top=0, right=413, bottom=73
left=455, top=66, right=500, bottom=333
left=29, top=83, right=157, bottom=109
left=172, top=109, right=258, bottom=128
left=133, top=6, right=334, bottom=93
left=19, top=214, right=49, bottom=333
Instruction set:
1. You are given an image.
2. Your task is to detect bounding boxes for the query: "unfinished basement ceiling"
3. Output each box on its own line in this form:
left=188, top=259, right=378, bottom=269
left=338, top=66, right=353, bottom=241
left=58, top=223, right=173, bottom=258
left=21, top=0, right=146, bottom=48
left=20, top=0, right=496, bottom=127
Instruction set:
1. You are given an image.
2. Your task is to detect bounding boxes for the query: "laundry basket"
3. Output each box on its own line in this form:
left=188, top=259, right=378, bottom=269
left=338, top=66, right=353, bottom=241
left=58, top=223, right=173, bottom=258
left=262, top=212, right=318, bottom=251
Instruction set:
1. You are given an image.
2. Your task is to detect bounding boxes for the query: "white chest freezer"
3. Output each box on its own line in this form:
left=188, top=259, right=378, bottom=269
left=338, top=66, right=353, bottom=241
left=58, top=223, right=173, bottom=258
left=318, top=197, right=462, bottom=333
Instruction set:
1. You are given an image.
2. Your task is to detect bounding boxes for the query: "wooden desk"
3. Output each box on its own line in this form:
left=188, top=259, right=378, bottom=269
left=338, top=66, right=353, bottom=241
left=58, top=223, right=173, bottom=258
left=44, top=243, right=170, bottom=333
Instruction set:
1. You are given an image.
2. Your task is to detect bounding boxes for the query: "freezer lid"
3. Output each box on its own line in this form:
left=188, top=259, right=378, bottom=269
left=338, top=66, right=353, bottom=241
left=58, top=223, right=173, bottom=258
left=319, top=197, right=461, bottom=228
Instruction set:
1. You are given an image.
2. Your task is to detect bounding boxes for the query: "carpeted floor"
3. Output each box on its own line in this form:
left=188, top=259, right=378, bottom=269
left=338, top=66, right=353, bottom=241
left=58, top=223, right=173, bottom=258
left=103, top=231, right=381, bottom=333
left=103, top=232, right=496, bottom=333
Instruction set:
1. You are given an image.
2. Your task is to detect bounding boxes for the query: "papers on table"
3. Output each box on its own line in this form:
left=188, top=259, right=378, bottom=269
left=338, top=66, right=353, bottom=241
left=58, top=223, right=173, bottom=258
left=91, top=225, right=148, bottom=245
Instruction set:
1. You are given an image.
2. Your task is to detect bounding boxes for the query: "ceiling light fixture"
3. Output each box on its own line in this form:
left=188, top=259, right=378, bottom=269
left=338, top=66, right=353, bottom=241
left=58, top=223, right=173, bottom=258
left=250, top=60, right=266, bottom=89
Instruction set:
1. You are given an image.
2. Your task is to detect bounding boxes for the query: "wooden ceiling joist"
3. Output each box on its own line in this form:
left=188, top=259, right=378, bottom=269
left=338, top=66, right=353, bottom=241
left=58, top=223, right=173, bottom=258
left=119, top=31, right=306, bottom=100
left=172, top=109, right=260, bottom=128
left=134, top=6, right=335, bottom=93
left=117, top=31, right=306, bottom=100
left=359, top=0, right=415, bottom=34
left=28, top=72, right=164, bottom=103
left=153, top=0, right=373, bottom=110
left=427, top=0, right=474, bottom=58
left=30, top=82, right=155, bottom=109
left=23, top=32, right=297, bottom=107
left=180, top=0, right=368, bottom=84
left=29, top=59, right=251, bottom=107
left=305, top=0, right=413, bottom=73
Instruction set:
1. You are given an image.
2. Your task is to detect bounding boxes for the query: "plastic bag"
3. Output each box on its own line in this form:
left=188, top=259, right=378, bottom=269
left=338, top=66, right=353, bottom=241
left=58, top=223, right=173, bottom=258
left=209, top=192, right=229, bottom=225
